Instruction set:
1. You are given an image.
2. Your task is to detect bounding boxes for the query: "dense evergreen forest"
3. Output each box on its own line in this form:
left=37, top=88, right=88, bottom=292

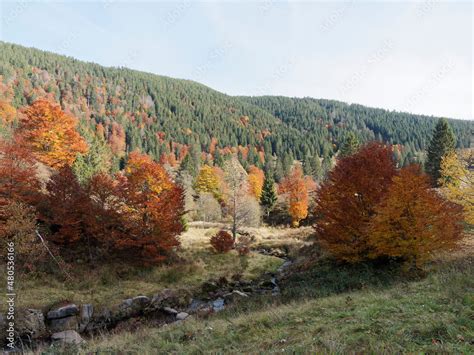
left=0, top=41, right=471, bottom=176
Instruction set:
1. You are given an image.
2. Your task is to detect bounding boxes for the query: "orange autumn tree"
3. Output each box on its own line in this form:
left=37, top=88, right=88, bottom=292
left=368, top=165, right=464, bottom=267
left=280, top=163, right=309, bottom=227
left=19, top=99, right=88, bottom=168
left=117, top=151, right=184, bottom=265
left=315, top=142, right=396, bottom=262
left=247, top=165, right=264, bottom=198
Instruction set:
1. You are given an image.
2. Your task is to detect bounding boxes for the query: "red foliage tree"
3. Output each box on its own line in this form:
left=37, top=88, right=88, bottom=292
left=315, top=142, right=396, bottom=262
left=210, top=230, right=234, bottom=253
left=368, top=165, right=464, bottom=267
left=0, top=136, right=40, bottom=207
left=40, top=166, right=91, bottom=249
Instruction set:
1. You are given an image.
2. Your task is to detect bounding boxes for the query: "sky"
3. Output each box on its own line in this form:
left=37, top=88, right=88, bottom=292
left=0, top=1, right=472, bottom=120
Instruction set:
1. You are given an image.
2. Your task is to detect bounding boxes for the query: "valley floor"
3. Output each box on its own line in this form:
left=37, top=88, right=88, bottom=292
left=4, top=226, right=473, bottom=353
left=57, top=229, right=474, bottom=353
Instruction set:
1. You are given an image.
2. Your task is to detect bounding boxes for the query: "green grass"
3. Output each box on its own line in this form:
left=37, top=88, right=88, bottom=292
left=78, top=254, right=474, bottom=354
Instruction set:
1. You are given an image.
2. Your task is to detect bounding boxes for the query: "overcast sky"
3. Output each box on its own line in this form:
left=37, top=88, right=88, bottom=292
left=0, top=1, right=472, bottom=120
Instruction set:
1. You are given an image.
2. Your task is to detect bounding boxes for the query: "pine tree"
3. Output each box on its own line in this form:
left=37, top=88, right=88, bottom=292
left=426, top=118, right=456, bottom=185
left=339, top=132, right=360, bottom=158
left=260, top=172, right=277, bottom=218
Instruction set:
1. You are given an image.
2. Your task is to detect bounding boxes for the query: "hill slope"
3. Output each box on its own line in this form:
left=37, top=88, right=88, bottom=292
left=0, top=41, right=471, bottom=169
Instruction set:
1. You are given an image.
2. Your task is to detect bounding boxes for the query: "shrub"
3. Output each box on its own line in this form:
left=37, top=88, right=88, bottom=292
left=210, top=230, right=234, bottom=253
left=235, top=234, right=252, bottom=256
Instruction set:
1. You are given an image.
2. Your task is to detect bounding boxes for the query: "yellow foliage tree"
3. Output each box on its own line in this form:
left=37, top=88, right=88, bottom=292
left=0, top=100, right=16, bottom=124
left=195, top=164, right=222, bottom=199
left=439, top=151, right=474, bottom=224
left=247, top=165, right=264, bottom=198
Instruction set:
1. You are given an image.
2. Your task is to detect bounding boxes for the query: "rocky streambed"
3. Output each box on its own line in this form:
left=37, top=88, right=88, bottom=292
left=1, top=248, right=293, bottom=351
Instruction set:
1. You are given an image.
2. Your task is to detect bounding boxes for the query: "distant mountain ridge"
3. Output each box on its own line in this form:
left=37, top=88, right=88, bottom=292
left=0, top=41, right=471, bottom=169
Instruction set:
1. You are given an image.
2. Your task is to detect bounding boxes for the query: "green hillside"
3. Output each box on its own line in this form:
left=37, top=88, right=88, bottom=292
left=0, top=41, right=471, bottom=170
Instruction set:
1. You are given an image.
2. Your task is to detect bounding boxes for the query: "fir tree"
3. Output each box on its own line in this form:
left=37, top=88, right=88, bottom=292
left=339, top=132, right=360, bottom=158
left=260, top=172, right=277, bottom=218
left=425, top=118, right=456, bottom=186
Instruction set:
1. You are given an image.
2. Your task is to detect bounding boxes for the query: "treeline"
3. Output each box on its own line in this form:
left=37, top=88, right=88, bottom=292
left=0, top=41, right=472, bottom=182
left=0, top=97, right=472, bottom=272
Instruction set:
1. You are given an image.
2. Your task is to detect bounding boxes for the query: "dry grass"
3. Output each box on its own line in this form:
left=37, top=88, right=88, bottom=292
left=1, top=226, right=302, bottom=311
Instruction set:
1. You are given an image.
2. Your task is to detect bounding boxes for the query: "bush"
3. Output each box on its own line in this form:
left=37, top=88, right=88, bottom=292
left=210, top=230, right=234, bottom=253
left=235, top=234, right=252, bottom=256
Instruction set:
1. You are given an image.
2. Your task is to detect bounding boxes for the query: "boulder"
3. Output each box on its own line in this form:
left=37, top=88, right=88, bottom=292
left=162, top=307, right=178, bottom=315
left=85, top=307, right=111, bottom=332
left=16, top=309, right=48, bottom=340
left=132, top=296, right=150, bottom=308
left=48, top=315, right=78, bottom=333
left=51, top=330, right=85, bottom=345
left=212, top=298, right=225, bottom=312
left=113, top=296, right=150, bottom=320
left=176, top=312, right=189, bottom=320
left=78, top=304, right=93, bottom=332
left=47, top=304, right=79, bottom=320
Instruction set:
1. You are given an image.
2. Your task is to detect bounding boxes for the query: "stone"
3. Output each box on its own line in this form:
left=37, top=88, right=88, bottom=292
left=211, top=298, right=225, bottom=312
left=162, top=307, right=178, bottom=315
left=16, top=309, right=48, bottom=340
left=150, top=289, right=174, bottom=308
left=132, top=296, right=150, bottom=307
left=51, top=330, right=85, bottom=345
left=176, top=312, right=189, bottom=320
left=78, top=304, right=93, bottom=332
left=47, top=304, right=79, bottom=320
left=48, top=315, right=78, bottom=333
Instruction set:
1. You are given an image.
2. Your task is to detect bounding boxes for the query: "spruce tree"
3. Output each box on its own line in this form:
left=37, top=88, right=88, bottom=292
left=339, top=132, right=360, bottom=157
left=310, top=154, right=323, bottom=181
left=260, top=173, right=277, bottom=218
left=426, top=118, right=456, bottom=186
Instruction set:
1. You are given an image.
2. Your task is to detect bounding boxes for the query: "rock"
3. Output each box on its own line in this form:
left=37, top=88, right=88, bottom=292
left=150, top=289, right=175, bottom=308
left=51, top=330, right=85, bottom=345
left=202, top=281, right=219, bottom=293
left=176, top=312, right=189, bottom=320
left=242, top=286, right=254, bottom=293
left=85, top=307, right=111, bottom=332
left=48, top=315, right=78, bottom=333
left=78, top=304, right=93, bottom=332
left=211, top=298, right=225, bottom=312
left=162, top=307, right=178, bottom=315
left=132, top=296, right=150, bottom=308
left=47, top=304, right=79, bottom=320
left=259, top=279, right=276, bottom=289
left=16, top=309, right=48, bottom=340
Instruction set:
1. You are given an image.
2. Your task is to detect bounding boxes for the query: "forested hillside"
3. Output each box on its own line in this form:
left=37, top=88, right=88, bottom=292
left=0, top=41, right=471, bottom=174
